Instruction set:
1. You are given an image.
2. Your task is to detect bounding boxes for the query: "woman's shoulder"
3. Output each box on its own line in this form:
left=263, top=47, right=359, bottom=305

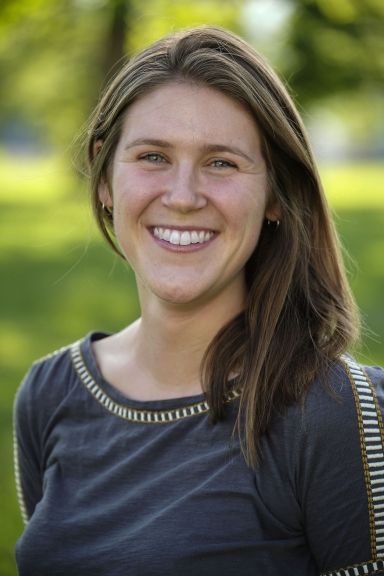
left=302, top=355, right=384, bottom=434
left=277, top=355, right=384, bottom=464
left=271, top=356, right=384, bottom=443
left=268, top=357, right=384, bottom=575
left=264, top=355, right=384, bottom=515
left=14, top=332, right=103, bottom=422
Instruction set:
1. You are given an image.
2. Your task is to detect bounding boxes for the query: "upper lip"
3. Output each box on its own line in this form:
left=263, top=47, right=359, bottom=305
left=150, top=225, right=216, bottom=232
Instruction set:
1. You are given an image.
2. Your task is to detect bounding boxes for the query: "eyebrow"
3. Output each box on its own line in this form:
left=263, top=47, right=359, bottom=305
left=201, top=144, right=254, bottom=164
left=124, top=138, right=255, bottom=164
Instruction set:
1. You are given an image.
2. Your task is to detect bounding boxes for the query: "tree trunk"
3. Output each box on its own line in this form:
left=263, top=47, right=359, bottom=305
left=101, top=0, right=131, bottom=90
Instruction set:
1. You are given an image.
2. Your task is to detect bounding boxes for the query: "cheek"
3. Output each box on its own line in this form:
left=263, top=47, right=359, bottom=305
left=218, top=186, right=267, bottom=235
left=112, top=168, right=160, bottom=214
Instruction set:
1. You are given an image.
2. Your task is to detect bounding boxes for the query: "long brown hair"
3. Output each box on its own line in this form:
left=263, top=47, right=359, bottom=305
left=85, top=26, right=360, bottom=466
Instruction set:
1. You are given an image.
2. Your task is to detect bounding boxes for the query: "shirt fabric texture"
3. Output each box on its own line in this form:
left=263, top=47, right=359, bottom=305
left=13, top=331, right=384, bottom=576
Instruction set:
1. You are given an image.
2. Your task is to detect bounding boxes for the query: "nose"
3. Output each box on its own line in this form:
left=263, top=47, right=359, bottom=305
left=161, top=163, right=207, bottom=213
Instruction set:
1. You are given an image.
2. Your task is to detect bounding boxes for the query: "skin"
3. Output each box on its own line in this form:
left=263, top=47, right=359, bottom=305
left=94, top=82, right=280, bottom=401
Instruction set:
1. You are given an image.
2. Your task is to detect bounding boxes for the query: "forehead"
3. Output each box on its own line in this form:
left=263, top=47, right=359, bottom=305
left=118, top=81, right=261, bottom=150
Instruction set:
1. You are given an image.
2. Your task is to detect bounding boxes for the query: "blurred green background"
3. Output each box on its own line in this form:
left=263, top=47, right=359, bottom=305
left=1, top=0, right=383, bottom=573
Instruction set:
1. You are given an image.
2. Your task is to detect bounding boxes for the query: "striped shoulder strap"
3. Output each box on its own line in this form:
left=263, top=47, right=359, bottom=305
left=321, top=356, right=384, bottom=576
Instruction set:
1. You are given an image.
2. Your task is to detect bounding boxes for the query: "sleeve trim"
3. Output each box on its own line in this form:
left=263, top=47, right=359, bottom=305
left=320, top=558, right=384, bottom=575
left=32, top=343, right=72, bottom=366
left=341, top=355, right=384, bottom=561
left=13, top=398, right=29, bottom=526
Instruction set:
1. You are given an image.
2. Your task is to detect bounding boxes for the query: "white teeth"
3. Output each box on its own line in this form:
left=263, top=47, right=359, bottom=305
left=154, top=227, right=214, bottom=245
left=162, top=229, right=170, bottom=241
left=180, top=231, right=191, bottom=245
left=170, top=230, right=181, bottom=244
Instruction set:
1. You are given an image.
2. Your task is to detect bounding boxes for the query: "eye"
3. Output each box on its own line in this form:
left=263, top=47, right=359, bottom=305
left=210, top=159, right=235, bottom=168
left=141, top=153, right=165, bottom=163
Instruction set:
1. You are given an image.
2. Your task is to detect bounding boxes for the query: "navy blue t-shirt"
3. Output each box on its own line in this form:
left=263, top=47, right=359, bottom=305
left=14, top=331, right=384, bottom=575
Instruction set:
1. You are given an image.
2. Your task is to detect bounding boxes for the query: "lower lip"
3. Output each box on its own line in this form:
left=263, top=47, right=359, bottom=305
left=149, top=230, right=217, bottom=252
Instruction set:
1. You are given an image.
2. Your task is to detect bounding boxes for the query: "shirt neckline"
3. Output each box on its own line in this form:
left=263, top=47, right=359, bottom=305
left=71, top=331, right=240, bottom=423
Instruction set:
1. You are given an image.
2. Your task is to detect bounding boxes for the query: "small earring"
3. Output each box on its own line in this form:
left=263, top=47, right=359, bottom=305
left=267, top=219, right=280, bottom=230
left=102, top=203, right=113, bottom=216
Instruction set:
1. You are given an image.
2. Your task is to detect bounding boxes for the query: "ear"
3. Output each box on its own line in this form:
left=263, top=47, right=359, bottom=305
left=265, top=200, right=282, bottom=223
left=93, top=139, right=103, bottom=159
left=94, top=140, right=113, bottom=208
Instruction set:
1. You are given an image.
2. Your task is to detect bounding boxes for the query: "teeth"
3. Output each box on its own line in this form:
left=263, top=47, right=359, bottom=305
left=162, top=229, right=170, bottom=241
left=180, top=231, right=191, bottom=245
left=154, top=228, right=214, bottom=246
left=170, top=230, right=181, bottom=244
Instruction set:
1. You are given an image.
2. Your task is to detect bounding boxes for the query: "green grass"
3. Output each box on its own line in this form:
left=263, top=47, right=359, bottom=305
left=321, top=163, right=384, bottom=209
left=1, top=154, right=383, bottom=574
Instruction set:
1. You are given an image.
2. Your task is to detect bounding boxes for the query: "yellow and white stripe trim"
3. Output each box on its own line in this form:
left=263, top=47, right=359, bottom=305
left=70, top=340, right=240, bottom=423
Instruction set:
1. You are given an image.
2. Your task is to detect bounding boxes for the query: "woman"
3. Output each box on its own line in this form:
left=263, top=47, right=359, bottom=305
left=14, top=26, right=384, bottom=576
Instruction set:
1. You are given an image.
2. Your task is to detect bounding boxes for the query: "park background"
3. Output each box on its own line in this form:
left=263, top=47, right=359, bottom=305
left=0, top=0, right=383, bottom=572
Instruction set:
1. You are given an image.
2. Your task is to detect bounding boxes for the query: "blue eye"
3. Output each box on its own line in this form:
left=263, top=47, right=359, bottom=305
left=144, top=154, right=164, bottom=163
left=211, top=159, right=234, bottom=168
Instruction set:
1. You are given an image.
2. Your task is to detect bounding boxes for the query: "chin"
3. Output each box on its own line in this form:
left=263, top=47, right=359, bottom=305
left=146, top=281, right=211, bottom=306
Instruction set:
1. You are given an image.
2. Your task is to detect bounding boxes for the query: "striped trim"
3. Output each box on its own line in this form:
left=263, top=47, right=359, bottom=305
left=321, top=558, right=384, bottom=576
left=13, top=377, right=30, bottom=526
left=32, top=344, right=71, bottom=365
left=70, top=340, right=240, bottom=423
left=13, top=422, right=29, bottom=526
left=341, top=355, right=384, bottom=560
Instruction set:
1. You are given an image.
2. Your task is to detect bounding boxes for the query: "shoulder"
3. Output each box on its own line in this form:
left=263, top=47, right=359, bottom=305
left=17, top=342, right=77, bottom=399
left=293, top=356, right=384, bottom=480
left=302, top=356, right=384, bottom=442
left=266, top=358, right=382, bottom=458
left=297, top=357, right=384, bottom=574
left=14, top=338, right=86, bottom=435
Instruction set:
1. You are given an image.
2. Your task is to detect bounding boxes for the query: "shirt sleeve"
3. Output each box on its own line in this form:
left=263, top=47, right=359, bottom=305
left=13, top=346, right=75, bottom=525
left=297, top=358, right=384, bottom=576
left=14, top=364, right=45, bottom=524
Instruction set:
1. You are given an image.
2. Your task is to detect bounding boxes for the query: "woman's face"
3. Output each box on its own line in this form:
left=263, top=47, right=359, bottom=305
left=99, top=82, right=279, bottom=306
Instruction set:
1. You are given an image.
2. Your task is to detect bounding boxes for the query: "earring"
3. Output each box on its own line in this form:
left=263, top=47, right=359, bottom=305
left=267, top=219, right=280, bottom=230
left=102, top=203, right=113, bottom=216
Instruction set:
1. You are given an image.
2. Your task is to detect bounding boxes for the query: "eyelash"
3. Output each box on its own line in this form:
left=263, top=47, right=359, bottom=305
left=139, top=153, right=236, bottom=169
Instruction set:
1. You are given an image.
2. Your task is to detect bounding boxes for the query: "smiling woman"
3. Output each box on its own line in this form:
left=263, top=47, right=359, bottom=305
left=14, top=26, right=384, bottom=576
left=98, top=82, right=273, bottom=311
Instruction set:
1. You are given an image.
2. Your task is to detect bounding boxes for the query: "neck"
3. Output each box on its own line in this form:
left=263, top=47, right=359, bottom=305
left=130, top=278, right=247, bottom=396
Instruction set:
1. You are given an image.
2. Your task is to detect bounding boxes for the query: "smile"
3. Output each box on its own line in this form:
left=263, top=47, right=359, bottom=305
left=153, top=227, right=214, bottom=246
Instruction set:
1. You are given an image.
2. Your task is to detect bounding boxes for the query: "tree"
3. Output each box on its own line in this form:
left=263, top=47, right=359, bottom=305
left=284, top=0, right=384, bottom=104
left=0, top=0, right=242, bottom=149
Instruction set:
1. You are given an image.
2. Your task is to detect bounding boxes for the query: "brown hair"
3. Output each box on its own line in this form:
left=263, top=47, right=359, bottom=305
left=85, top=26, right=360, bottom=466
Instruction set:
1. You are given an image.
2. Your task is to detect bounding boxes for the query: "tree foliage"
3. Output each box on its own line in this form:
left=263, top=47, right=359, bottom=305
left=0, top=0, right=383, bottom=148
left=284, top=0, right=384, bottom=104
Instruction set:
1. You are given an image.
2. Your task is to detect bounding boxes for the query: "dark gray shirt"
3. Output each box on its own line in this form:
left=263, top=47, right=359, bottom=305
left=14, top=331, right=384, bottom=575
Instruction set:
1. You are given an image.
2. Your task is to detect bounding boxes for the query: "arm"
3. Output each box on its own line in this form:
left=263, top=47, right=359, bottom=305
left=13, top=364, right=44, bottom=524
left=13, top=344, right=74, bottom=525
left=298, top=359, right=384, bottom=575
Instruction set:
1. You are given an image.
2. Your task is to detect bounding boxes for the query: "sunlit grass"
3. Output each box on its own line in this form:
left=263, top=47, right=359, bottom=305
left=320, top=163, right=384, bottom=209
